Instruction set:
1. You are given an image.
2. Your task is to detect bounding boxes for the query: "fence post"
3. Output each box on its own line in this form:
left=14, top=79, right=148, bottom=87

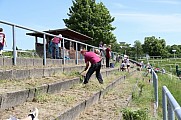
left=43, top=33, right=46, bottom=66
left=86, top=45, right=87, bottom=51
left=152, top=69, right=158, bottom=108
left=12, top=25, right=17, bottom=65
left=62, top=38, right=65, bottom=64
left=168, top=102, right=175, bottom=120
left=76, top=42, right=78, bottom=64
left=162, top=86, right=167, bottom=120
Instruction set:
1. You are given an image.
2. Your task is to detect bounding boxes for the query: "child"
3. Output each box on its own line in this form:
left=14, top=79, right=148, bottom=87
left=120, top=60, right=126, bottom=71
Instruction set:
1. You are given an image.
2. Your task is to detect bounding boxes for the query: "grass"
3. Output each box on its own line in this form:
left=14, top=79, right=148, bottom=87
left=137, top=58, right=181, bottom=119
left=0, top=71, right=79, bottom=93
left=121, top=69, right=158, bottom=120
left=157, top=72, right=181, bottom=118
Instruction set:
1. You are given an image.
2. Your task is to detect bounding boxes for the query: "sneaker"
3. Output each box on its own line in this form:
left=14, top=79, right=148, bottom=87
left=99, top=81, right=103, bottom=84
left=28, top=108, right=39, bottom=120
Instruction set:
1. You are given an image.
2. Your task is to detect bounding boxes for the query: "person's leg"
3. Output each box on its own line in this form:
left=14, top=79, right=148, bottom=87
left=107, top=58, right=110, bottom=67
left=95, top=62, right=103, bottom=84
left=0, top=44, right=3, bottom=55
left=106, top=57, right=109, bottom=67
left=84, top=65, right=95, bottom=84
left=127, top=65, right=130, bottom=72
left=55, top=44, right=60, bottom=59
left=52, top=43, right=55, bottom=59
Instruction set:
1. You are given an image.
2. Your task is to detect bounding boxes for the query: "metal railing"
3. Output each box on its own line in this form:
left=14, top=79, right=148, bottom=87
left=0, top=20, right=98, bottom=65
left=151, top=69, right=158, bottom=109
left=162, top=86, right=181, bottom=120
left=151, top=69, right=181, bottom=120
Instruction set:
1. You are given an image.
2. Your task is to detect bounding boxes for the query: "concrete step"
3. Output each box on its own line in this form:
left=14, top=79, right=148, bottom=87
left=0, top=69, right=137, bottom=119
left=0, top=68, right=120, bottom=110
left=0, top=64, right=106, bottom=81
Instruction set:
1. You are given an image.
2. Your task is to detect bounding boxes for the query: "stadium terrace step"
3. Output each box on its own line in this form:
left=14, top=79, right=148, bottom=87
left=0, top=64, right=106, bottom=80
left=0, top=69, right=136, bottom=119
left=0, top=68, right=119, bottom=110
left=0, top=57, right=85, bottom=68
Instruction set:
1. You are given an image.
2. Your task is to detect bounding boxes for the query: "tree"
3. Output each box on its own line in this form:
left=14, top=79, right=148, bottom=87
left=142, top=36, right=166, bottom=57
left=133, top=40, right=143, bottom=60
left=63, top=0, right=116, bottom=46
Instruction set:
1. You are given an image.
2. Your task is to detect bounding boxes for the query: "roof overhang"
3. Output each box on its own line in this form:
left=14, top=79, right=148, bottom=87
left=26, top=28, right=93, bottom=42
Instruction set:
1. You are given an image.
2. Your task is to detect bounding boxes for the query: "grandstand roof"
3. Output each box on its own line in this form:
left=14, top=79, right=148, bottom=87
left=26, top=28, right=93, bottom=42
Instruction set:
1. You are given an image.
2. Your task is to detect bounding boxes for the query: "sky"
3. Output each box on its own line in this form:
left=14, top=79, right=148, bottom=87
left=0, top=0, right=181, bottom=50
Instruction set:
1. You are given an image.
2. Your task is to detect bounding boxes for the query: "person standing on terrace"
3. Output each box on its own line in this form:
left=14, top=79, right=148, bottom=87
left=105, top=45, right=111, bottom=68
left=0, top=28, right=7, bottom=56
left=51, top=34, right=62, bottom=59
left=81, top=50, right=103, bottom=84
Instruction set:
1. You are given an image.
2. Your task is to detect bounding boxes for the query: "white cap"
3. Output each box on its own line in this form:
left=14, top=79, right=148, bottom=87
left=57, top=34, right=62, bottom=38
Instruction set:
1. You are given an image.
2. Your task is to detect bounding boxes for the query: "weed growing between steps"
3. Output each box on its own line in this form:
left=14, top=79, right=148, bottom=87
left=0, top=72, right=78, bottom=93
left=120, top=71, right=156, bottom=120
left=122, top=108, right=148, bottom=120
left=77, top=73, right=134, bottom=119
left=0, top=71, right=125, bottom=119
left=33, top=93, right=76, bottom=105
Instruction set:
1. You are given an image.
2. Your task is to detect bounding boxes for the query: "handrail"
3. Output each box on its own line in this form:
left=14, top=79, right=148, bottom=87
left=0, top=20, right=99, bottom=65
left=162, top=86, right=181, bottom=120
left=151, top=69, right=158, bottom=109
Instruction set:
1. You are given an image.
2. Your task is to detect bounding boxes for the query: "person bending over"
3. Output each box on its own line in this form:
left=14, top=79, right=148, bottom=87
left=81, top=50, right=103, bottom=84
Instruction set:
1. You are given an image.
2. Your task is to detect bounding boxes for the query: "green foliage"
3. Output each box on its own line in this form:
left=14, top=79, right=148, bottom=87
left=138, top=81, right=145, bottom=96
left=142, top=36, right=166, bottom=56
left=133, top=40, right=143, bottom=60
left=158, top=73, right=181, bottom=105
left=63, top=0, right=116, bottom=46
left=2, top=50, right=39, bottom=58
left=122, top=108, right=148, bottom=120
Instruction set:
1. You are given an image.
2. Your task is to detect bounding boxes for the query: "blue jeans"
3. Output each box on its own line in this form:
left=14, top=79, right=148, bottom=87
left=52, top=42, right=60, bottom=59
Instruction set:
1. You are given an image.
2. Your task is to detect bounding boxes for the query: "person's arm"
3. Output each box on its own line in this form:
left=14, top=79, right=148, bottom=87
left=4, top=38, right=7, bottom=47
left=84, top=61, right=89, bottom=71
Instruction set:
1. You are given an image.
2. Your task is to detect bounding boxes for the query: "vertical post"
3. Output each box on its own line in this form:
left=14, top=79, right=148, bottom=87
left=43, top=34, right=46, bottom=66
left=86, top=45, right=87, bottom=51
left=35, top=36, right=38, bottom=54
left=156, top=74, right=158, bottom=108
left=152, top=70, right=158, bottom=108
left=62, top=38, right=65, bottom=64
left=92, top=47, right=95, bottom=52
left=162, top=86, right=167, bottom=120
left=12, top=25, right=16, bottom=65
left=168, top=102, right=174, bottom=120
left=76, top=42, right=78, bottom=64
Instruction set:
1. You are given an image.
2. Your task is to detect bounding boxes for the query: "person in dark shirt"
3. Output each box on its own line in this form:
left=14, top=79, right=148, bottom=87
left=105, top=45, right=111, bottom=68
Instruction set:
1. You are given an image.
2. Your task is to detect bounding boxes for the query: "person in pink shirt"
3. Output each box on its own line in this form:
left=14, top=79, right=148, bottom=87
left=81, top=50, right=103, bottom=84
left=51, top=34, right=62, bottom=59
left=0, top=28, right=7, bottom=56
